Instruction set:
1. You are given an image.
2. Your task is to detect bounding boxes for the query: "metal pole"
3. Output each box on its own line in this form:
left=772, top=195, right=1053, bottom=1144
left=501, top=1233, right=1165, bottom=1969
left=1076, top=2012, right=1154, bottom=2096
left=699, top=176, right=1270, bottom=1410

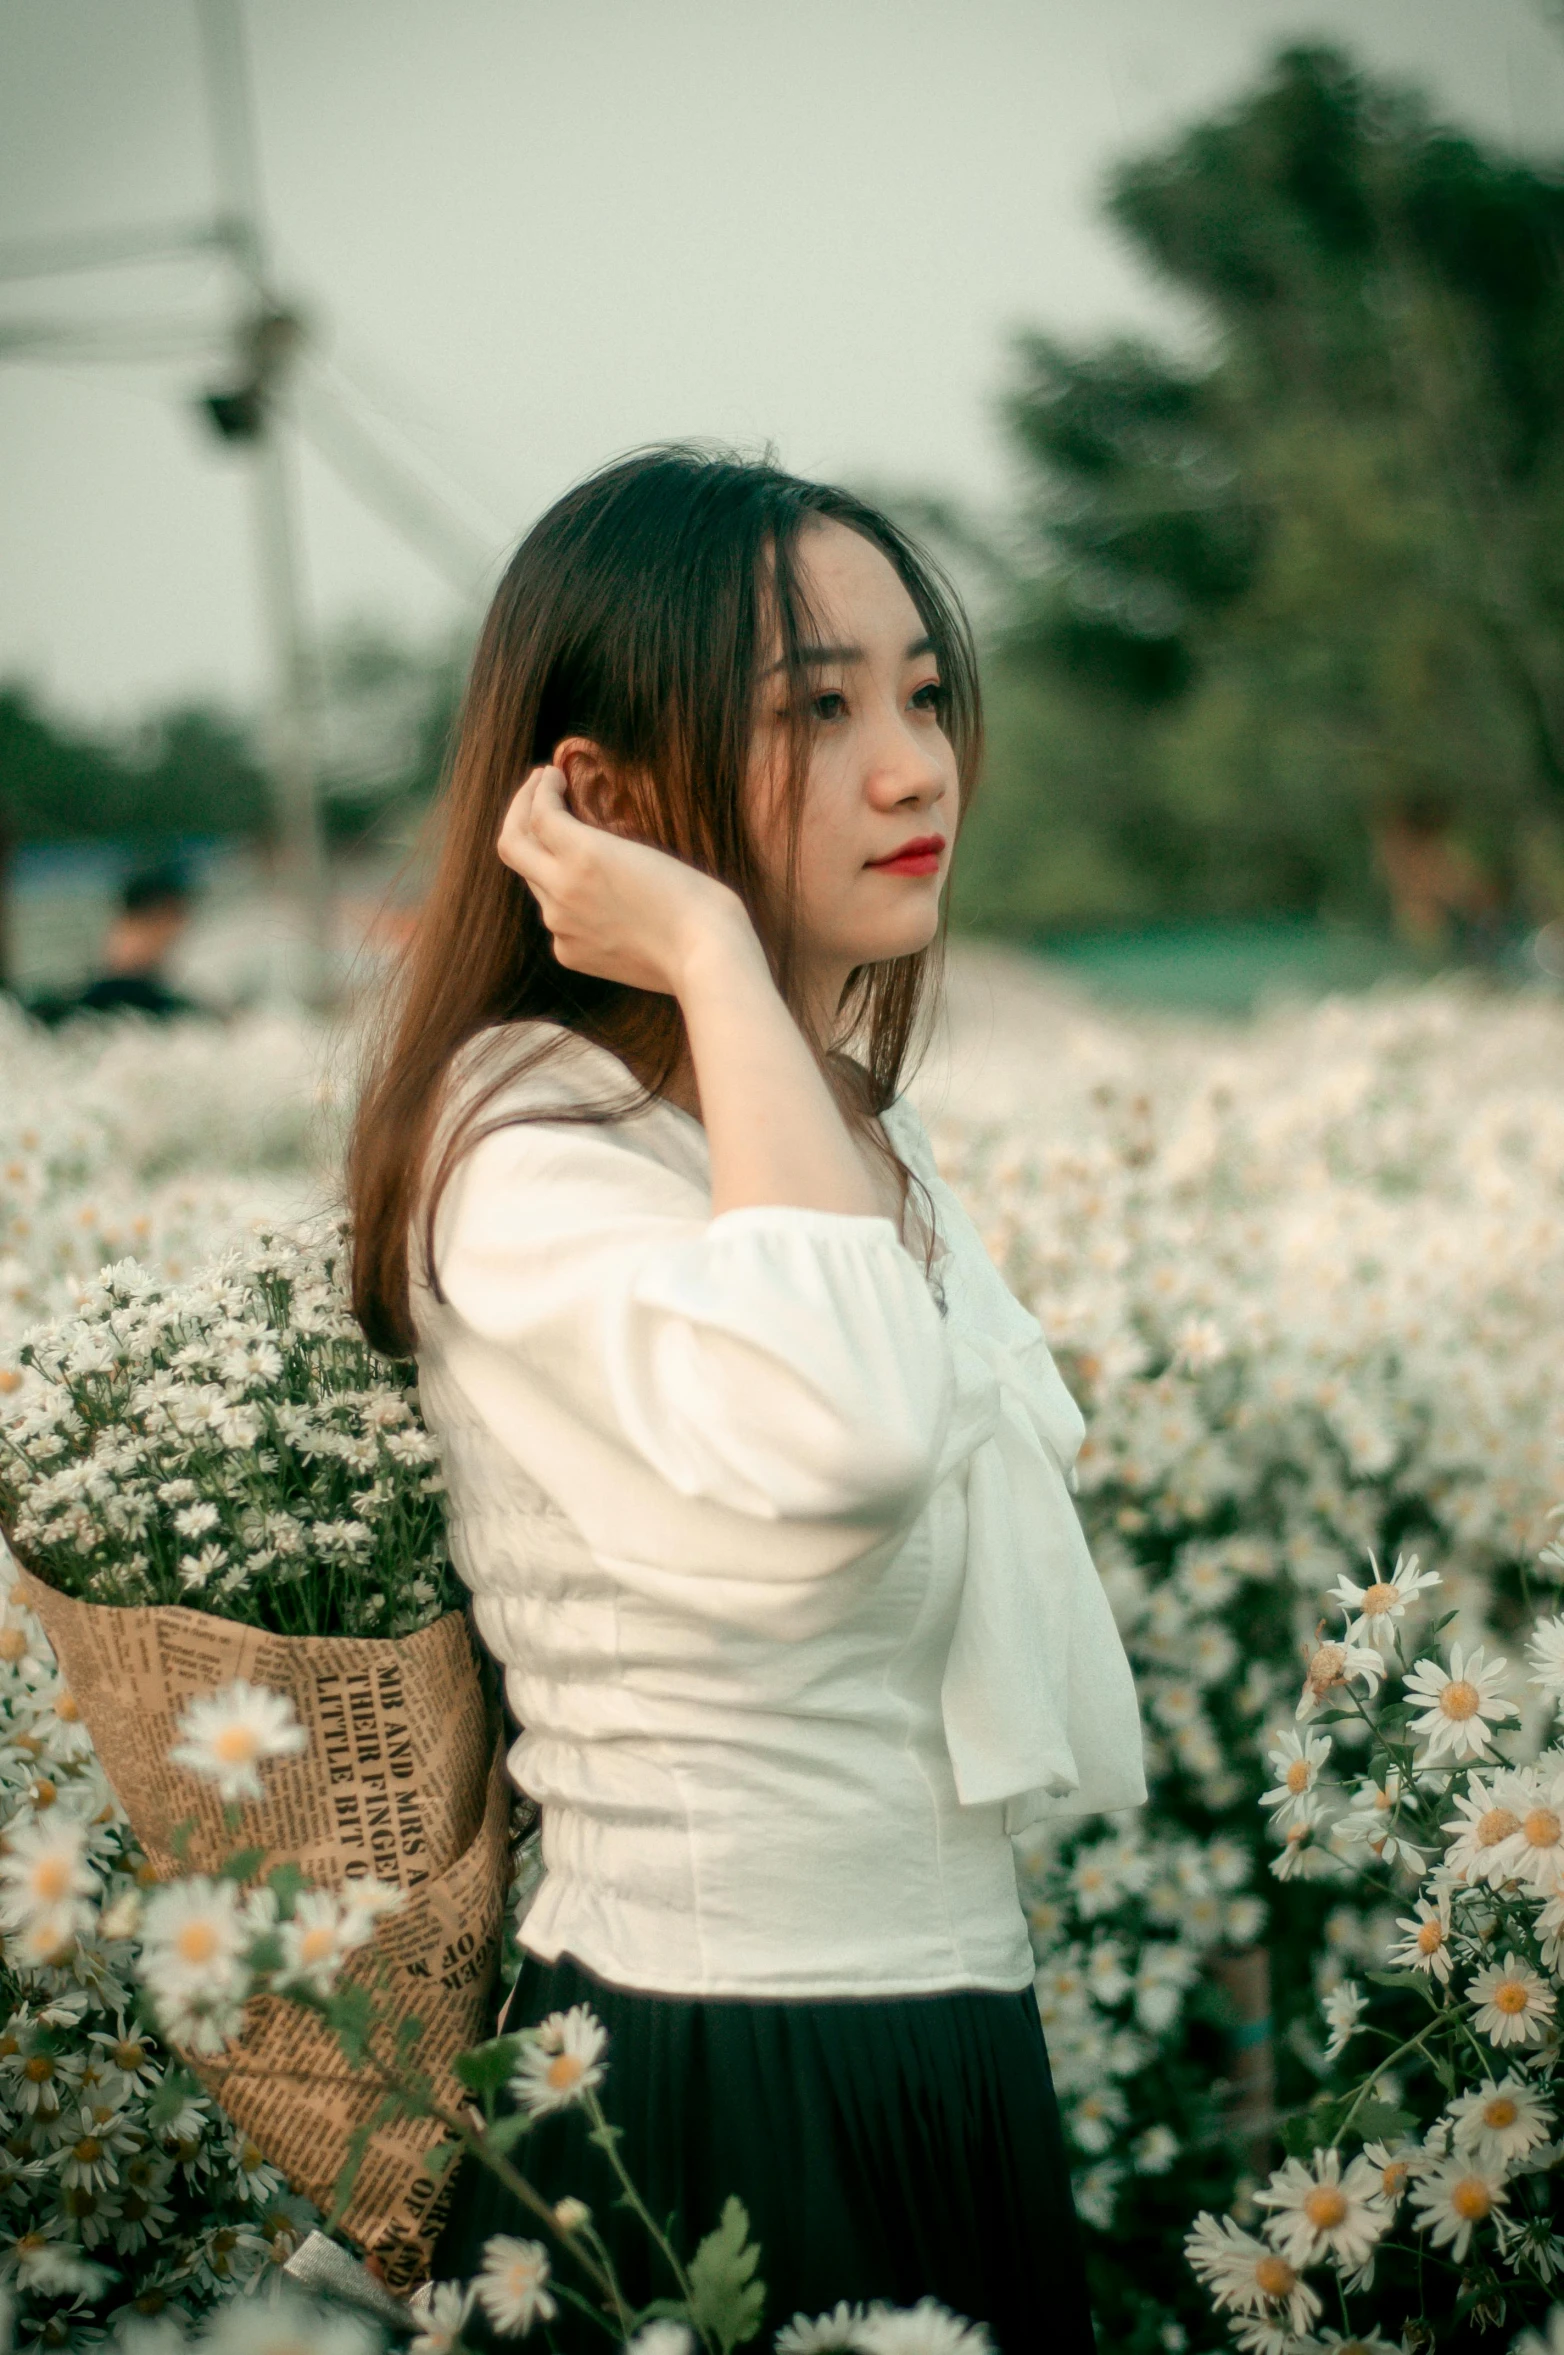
left=195, top=0, right=333, bottom=1007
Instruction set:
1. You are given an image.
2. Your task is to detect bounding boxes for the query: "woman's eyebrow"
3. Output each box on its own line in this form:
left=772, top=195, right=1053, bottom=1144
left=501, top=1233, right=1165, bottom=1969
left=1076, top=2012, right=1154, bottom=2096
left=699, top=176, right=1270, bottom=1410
left=764, top=634, right=937, bottom=675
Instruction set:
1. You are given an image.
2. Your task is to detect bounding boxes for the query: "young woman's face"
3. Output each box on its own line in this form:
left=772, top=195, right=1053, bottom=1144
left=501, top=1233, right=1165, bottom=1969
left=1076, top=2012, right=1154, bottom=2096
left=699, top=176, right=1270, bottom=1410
left=747, top=520, right=960, bottom=1012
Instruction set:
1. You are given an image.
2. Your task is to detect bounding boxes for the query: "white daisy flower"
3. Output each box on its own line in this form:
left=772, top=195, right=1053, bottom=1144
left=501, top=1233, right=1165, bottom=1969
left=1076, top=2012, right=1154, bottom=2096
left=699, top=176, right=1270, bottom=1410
left=474, top=2235, right=556, bottom=2334
left=1261, top=1730, right=1332, bottom=1827
left=510, top=2004, right=608, bottom=2116
left=1403, top=1643, right=1517, bottom=1765
left=168, top=1680, right=307, bottom=1804
left=1501, top=1761, right=1564, bottom=1895
left=1446, top=2075, right=1553, bottom=2167
left=1253, top=2148, right=1387, bottom=2271
left=408, top=2281, right=476, bottom=2355
left=1328, top=1550, right=1441, bottom=1656
left=1408, top=2155, right=1507, bottom=2261
left=338, top=1875, right=404, bottom=1930
left=275, top=1892, right=361, bottom=1998
left=0, top=1814, right=99, bottom=1947
left=1389, top=1893, right=1454, bottom=1983
left=12, top=2235, right=109, bottom=2294
left=1321, top=1979, right=1366, bottom=2063
left=1269, top=1812, right=1338, bottom=1883
left=1360, top=2139, right=1415, bottom=2211
left=774, top=2302, right=868, bottom=2353
left=137, top=1875, right=251, bottom=2048
left=1512, top=2312, right=1564, bottom=2355
left=1184, top=2213, right=1322, bottom=2334
left=1527, top=1616, right=1564, bottom=1706
left=1134, top=2124, right=1179, bottom=2174
left=1468, top=1951, right=1556, bottom=2049
left=1296, top=1636, right=1385, bottom=1722
left=199, top=2292, right=379, bottom=2353
left=1331, top=1769, right=1426, bottom=1868
left=855, top=2300, right=993, bottom=2354
left=623, top=2328, right=696, bottom=2355
left=1443, top=1775, right=1524, bottom=1887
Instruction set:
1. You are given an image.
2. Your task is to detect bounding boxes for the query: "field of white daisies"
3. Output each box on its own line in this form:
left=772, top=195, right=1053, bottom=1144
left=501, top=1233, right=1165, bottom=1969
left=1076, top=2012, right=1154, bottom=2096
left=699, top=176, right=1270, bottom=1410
left=2, top=945, right=1563, bottom=2355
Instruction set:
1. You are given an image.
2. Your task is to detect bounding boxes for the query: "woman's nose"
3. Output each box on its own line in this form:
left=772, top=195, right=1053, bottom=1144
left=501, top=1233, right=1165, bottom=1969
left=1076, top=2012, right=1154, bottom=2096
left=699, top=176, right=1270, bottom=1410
left=866, top=715, right=948, bottom=805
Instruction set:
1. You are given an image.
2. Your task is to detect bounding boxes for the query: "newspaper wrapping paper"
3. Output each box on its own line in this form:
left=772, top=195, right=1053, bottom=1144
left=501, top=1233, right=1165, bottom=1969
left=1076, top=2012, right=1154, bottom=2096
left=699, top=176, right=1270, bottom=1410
left=13, top=1567, right=508, bottom=2293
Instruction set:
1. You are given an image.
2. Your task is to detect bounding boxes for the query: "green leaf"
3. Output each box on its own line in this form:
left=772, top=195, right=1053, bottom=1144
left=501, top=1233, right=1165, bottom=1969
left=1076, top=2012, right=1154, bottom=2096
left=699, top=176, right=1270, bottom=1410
left=1350, top=2098, right=1414, bottom=2142
left=325, top=2113, right=380, bottom=2231
left=265, top=1861, right=306, bottom=1913
left=453, top=2033, right=525, bottom=2098
left=325, top=1983, right=376, bottom=2066
left=1364, top=1967, right=1427, bottom=1992
left=219, top=1844, right=267, bottom=1883
left=245, top=1930, right=283, bottom=1978
left=686, top=2196, right=766, bottom=2353
left=478, top=2112, right=534, bottom=2162
left=147, top=2065, right=201, bottom=2129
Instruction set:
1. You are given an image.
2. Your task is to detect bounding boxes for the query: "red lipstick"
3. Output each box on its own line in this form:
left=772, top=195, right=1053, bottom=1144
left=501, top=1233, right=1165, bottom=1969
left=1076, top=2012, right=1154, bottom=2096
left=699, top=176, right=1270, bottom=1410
left=866, top=833, right=946, bottom=876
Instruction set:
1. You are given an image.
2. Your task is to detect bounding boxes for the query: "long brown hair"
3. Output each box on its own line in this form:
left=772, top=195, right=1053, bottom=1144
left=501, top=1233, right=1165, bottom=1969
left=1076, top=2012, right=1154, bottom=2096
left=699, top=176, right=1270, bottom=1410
left=347, top=445, right=983, bottom=1357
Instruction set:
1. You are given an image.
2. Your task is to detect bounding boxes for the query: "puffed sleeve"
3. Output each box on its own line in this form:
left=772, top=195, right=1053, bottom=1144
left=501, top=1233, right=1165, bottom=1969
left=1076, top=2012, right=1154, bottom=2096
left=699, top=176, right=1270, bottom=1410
left=422, top=1111, right=955, bottom=1594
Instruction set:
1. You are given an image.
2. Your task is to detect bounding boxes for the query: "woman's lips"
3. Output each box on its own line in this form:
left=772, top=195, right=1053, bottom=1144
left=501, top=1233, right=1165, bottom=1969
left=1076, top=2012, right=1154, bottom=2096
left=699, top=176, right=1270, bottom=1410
left=866, top=837, right=945, bottom=876
left=869, top=850, right=942, bottom=875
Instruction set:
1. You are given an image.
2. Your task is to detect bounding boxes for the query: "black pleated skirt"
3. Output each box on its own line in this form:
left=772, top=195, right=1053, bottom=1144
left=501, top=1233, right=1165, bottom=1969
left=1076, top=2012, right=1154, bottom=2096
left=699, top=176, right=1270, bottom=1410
left=430, top=1949, right=1095, bottom=2354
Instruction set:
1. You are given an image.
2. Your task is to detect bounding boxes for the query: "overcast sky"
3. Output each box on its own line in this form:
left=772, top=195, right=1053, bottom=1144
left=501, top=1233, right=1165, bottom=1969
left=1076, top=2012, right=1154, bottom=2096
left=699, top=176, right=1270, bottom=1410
left=3, top=0, right=1562, bottom=725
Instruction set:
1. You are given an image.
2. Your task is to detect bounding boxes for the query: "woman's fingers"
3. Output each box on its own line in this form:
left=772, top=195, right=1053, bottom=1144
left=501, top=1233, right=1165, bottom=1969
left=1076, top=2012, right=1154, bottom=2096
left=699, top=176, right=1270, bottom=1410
left=497, top=767, right=557, bottom=877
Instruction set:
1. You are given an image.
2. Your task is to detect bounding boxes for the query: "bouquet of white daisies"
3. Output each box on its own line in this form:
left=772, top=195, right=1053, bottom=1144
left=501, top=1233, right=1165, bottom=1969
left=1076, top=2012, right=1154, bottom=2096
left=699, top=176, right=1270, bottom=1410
left=0, top=1224, right=509, bottom=2292
left=0, top=1223, right=457, bottom=1639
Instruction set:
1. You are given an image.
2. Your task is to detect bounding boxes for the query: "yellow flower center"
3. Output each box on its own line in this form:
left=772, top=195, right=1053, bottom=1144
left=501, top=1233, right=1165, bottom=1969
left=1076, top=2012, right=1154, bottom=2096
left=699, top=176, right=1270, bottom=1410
left=1286, top=1760, right=1311, bottom=1793
left=546, top=2052, right=585, bottom=2093
left=1441, top=1679, right=1481, bottom=1721
left=298, top=1926, right=336, bottom=1965
left=213, top=1725, right=259, bottom=1766
left=31, top=1858, right=70, bottom=1903
left=175, top=1920, right=219, bottom=1966
left=23, top=2056, right=52, bottom=2083
left=1523, top=1808, right=1562, bottom=1851
left=0, top=1630, right=27, bottom=1663
left=1303, top=2185, right=1348, bottom=2230
left=112, top=2040, right=145, bottom=2072
left=1494, top=1981, right=1530, bottom=2016
left=1307, top=1646, right=1345, bottom=1693
left=1361, top=1582, right=1397, bottom=1616
left=31, top=1780, right=56, bottom=1810
left=1451, top=2176, right=1492, bottom=2221
left=1380, top=2159, right=1409, bottom=2196
left=1253, top=2254, right=1297, bottom=2297
left=72, top=2137, right=101, bottom=2164
left=1478, top=1807, right=1520, bottom=1847
left=1484, top=2096, right=1518, bottom=2130
left=1417, top=1920, right=1445, bottom=1954
left=54, top=1694, right=79, bottom=1724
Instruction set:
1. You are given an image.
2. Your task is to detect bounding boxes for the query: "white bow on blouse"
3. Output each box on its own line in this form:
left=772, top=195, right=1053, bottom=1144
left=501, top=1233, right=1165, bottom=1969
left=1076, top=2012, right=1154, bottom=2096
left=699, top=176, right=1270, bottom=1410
left=936, top=1324, right=1147, bottom=1836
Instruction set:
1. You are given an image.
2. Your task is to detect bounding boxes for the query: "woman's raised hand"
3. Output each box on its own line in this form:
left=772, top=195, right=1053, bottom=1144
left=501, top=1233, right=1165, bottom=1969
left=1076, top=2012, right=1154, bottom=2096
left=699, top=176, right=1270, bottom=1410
left=497, top=765, right=752, bottom=998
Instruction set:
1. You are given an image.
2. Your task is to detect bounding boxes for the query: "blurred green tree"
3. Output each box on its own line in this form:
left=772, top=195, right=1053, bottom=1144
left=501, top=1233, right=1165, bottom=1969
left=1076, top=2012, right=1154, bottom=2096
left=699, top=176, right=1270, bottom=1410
left=959, top=44, right=1564, bottom=940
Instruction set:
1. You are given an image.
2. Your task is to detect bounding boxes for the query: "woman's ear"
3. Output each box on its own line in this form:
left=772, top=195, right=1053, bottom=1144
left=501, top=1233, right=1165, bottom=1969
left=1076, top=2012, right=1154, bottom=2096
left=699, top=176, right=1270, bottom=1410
left=552, top=737, right=637, bottom=835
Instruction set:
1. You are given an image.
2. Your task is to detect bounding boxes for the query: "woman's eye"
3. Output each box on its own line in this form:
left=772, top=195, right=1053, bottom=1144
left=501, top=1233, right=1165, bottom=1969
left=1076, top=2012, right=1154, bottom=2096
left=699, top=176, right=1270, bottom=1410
left=911, top=679, right=945, bottom=713
left=811, top=691, right=848, bottom=722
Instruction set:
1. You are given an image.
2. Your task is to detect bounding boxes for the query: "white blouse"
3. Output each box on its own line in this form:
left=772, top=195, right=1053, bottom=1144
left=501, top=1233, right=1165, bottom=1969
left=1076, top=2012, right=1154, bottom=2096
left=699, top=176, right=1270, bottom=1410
left=412, top=1020, right=1144, bottom=1999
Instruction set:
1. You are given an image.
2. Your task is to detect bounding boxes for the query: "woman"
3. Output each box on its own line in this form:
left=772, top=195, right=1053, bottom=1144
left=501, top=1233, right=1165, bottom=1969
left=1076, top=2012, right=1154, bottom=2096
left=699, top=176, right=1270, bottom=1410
left=347, top=447, right=1144, bottom=2349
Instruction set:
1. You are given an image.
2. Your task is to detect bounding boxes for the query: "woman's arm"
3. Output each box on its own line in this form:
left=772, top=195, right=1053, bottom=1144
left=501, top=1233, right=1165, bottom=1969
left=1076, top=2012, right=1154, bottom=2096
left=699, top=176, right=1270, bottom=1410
left=496, top=764, right=883, bottom=1223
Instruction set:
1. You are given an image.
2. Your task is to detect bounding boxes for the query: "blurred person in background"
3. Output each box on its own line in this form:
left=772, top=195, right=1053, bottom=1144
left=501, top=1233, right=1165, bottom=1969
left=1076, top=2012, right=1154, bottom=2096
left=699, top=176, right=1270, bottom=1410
left=1372, top=788, right=1524, bottom=971
left=29, top=858, right=207, bottom=1025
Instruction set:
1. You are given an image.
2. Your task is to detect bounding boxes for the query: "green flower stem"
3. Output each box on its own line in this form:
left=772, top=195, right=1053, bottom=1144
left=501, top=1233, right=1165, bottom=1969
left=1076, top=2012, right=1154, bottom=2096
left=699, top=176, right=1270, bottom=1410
left=583, top=2086, right=698, bottom=2310
left=343, top=2025, right=636, bottom=2342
